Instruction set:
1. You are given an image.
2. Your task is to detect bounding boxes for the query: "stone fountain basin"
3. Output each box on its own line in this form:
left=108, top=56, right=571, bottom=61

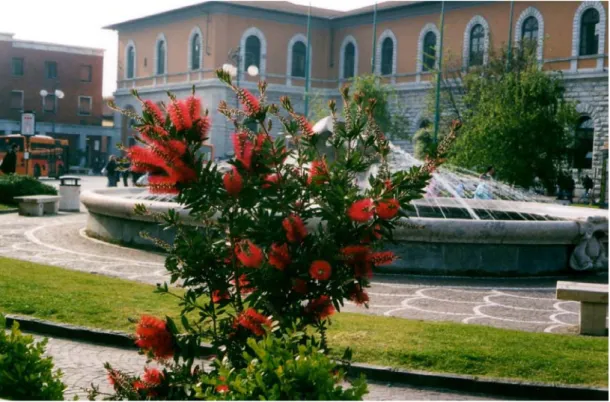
left=81, top=189, right=608, bottom=277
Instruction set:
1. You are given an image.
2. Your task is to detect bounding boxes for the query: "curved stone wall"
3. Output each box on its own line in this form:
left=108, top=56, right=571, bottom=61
left=81, top=189, right=608, bottom=276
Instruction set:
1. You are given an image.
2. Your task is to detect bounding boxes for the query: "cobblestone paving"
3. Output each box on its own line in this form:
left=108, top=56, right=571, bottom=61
left=1, top=208, right=607, bottom=334
left=38, top=335, right=496, bottom=400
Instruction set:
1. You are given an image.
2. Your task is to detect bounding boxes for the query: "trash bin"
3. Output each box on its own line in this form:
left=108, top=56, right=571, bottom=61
left=59, top=176, right=81, bottom=212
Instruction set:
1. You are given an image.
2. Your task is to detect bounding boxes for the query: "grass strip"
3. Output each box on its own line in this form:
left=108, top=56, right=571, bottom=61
left=0, top=257, right=607, bottom=387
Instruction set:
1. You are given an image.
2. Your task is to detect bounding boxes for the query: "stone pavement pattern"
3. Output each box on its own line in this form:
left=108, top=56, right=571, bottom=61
left=1, top=210, right=601, bottom=334
left=1, top=175, right=607, bottom=334
left=39, top=334, right=495, bottom=400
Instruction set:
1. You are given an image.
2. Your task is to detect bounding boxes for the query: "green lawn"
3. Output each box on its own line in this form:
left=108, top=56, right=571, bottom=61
left=0, top=203, right=15, bottom=211
left=0, top=257, right=607, bottom=387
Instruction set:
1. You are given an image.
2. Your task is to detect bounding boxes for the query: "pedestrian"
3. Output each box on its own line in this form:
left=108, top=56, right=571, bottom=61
left=0, top=144, right=18, bottom=175
left=566, top=175, right=575, bottom=204
left=583, top=175, right=594, bottom=197
left=104, top=155, right=118, bottom=187
left=121, top=159, right=130, bottom=187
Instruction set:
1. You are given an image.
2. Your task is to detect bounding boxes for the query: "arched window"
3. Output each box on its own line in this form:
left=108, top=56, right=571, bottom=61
left=343, top=42, right=355, bottom=79
left=572, top=116, right=594, bottom=169
left=126, top=46, right=135, bottom=79
left=580, top=8, right=600, bottom=56
left=521, top=16, right=539, bottom=43
left=156, top=39, right=166, bottom=75
left=191, top=33, right=201, bottom=70
left=423, top=31, right=437, bottom=72
left=245, top=36, right=261, bottom=70
left=469, top=24, right=485, bottom=67
left=291, top=41, right=307, bottom=78
left=381, top=37, right=394, bottom=76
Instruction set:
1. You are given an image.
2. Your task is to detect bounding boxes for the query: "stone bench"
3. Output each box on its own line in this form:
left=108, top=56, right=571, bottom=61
left=14, top=195, right=62, bottom=217
left=556, top=281, right=608, bottom=336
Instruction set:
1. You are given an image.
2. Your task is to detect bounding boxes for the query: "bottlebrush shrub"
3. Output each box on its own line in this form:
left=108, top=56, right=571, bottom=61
left=99, top=72, right=457, bottom=399
left=196, top=329, right=368, bottom=401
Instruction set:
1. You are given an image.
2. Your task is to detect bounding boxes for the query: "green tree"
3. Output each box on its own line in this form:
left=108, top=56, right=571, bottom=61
left=308, top=76, right=410, bottom=141
left=452, top=45, right=578, bottom=191
left=424, top=43, right=579, bottom=191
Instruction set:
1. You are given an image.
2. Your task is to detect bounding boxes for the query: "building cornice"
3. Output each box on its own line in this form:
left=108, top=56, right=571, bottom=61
left=104, top=1, right=490, bottom=32
left=104, top=1, right=332, bottom=31
left=12, top=39, right=104, bottom=56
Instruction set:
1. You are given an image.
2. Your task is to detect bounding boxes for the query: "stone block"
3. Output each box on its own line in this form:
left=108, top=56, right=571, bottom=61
left=18, top=202, right=43, bottom=217
left=580, top=302, right=608, bottom=336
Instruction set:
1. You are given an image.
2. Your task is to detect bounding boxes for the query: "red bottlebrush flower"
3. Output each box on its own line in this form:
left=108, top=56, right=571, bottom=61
left=232, top=132, right=254, bottom=170
left=349, top=284, right=369, bottom=306
left=212, top=290, right=230, bottom=303
left=295, top=115, right=314, bottom=136
left=168, top=100, right=193, bottom=131
left=282, top=214, right=307, bottom=243
left=262, top=173, right=280, bottom=189
left=196, top=116, right=211, bottom=140
left=128, top=146, right=166, bottom=174
left=237, top=88, right=261, bottom=115
left=142, top=367, right=163, bottom=386
left=305, top=295, right=335, bottom=319
left=309, top=260, right=332, bottom=281
left=107, top=370, right=119, bottom=386
left=230, top=274, right=255, bottom=294
left=143, top=100, right=165, bottom=125
left=369, top=250, right=397, bottom=266
left=342, top=246, right=396, bottom=278
left=148, top=175, right=180, bottom=195
left=342, top=245, right=374, bottom=279
left=133, top=380, right=147, bottom=391
left=269, top=243, right=291, bottom=271
left=255, top=133, right=271, bottom=152
left=308, top=159, right=329, bottom=185
left=223, top=167, right=243, bottom=196
left=235, top=240, right=264, bottom=268
left=135, top=315, right=174, bottom=359
left=236, top=308, right=272, bottom=336
left=384, top=179, right=393, bottom=191
left=292, top=278, right=308, bottom=294
left=185, top=96, right=202, bottom=121
left=348, top=198, right=374, bottom=222
left=138, top=124, right=169, bottom=141
left=216, top=385, right=229, bottom=393
left=376, top=198, right=400, bottom=220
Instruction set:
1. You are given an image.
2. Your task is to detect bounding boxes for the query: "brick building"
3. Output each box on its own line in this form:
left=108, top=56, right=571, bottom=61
left=0, top=33, right=120, bottom=167
left=105, top=0, right=608, bottom=189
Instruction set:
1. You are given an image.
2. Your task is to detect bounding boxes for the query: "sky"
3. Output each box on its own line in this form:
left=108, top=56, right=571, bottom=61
left=1, top=0, right=376, bottom=97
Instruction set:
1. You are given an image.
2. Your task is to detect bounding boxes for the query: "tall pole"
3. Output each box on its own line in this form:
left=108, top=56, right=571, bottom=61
left=506, top=0, right=515, bottom=71
left=371, top=1, right=378, bottom=73
left=433, top=0, right=446, bottom=144
left=304, top=2, right=312, bottom=118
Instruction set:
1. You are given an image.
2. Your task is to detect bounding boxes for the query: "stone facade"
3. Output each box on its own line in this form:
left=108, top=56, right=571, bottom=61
left=108, top=1, right=609, bottom=190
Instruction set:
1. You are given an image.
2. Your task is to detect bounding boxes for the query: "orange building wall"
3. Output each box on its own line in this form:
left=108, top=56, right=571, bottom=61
left=116, top=1, right=609, bottom=85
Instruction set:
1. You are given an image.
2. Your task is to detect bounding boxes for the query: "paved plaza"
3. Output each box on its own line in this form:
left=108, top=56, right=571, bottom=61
left=0, top=174, right=606, bottom=335
left=37, top=334, right=495, bottom=400
left=0, top=175, right=606, bottom=400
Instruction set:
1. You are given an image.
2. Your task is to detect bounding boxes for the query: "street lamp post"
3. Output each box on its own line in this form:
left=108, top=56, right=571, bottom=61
left=39, top=88, right=64, bottom=138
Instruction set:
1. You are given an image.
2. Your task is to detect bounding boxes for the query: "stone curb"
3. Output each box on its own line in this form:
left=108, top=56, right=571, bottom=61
left=4, top=315, right=608, bottom=401
left=0, top=208, right=17, bottom=214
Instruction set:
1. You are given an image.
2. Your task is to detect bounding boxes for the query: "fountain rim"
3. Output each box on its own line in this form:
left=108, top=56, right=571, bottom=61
left=80, top=188, right=607, bottom=246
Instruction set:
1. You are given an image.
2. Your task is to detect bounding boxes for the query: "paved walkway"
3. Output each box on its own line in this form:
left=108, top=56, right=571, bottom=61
left=37, top=334, right=495, bottom=400
left=0, top=211, right=607, bottom=334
